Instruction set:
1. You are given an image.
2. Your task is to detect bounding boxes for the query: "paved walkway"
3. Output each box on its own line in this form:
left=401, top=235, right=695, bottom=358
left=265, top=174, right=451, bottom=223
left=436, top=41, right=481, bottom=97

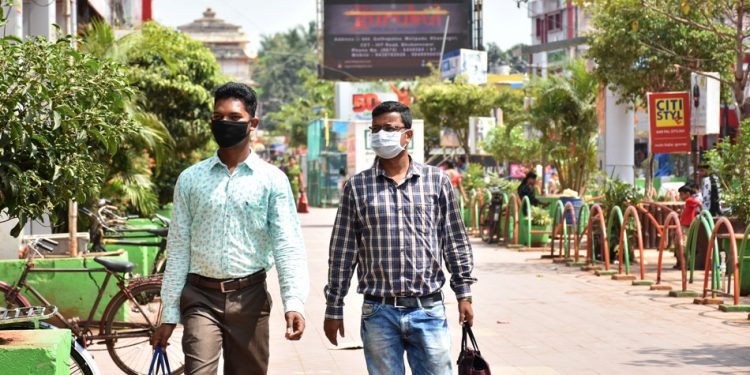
left=95, top=208, right=750, bottom=374
left=266, top=208, right=749, bottom=375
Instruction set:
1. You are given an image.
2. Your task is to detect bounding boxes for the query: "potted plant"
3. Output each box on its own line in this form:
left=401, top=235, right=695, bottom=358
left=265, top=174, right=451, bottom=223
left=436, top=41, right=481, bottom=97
left=530, top=206, right=553, bottom=246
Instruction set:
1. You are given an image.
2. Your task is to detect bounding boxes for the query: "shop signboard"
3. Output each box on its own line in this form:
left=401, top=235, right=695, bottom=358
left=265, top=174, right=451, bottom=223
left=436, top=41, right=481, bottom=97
left=335, top=81, right=416, bottom=121
left=690, top=72, right=720, bottom=135
left=647, top=92, right=691, bottom=154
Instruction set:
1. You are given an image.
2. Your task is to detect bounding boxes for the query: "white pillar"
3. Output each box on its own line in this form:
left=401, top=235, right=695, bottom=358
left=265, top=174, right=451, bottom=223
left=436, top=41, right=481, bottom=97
left=2, top=0, right=23, bottom=38
left=604, top=88, right=635, bottom=183
left=26, top=0, right=56, bottom=40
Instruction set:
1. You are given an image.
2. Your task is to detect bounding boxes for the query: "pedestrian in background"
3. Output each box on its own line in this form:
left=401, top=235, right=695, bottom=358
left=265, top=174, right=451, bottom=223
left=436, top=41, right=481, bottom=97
left=285, top=156, right=305, bottom=205
left=518, top=171, right=543, bottom=211
left=324, top=101, right=476, bottom=375
left=151, top=82, right=308, bottom=375
left=440, top=160, right=468, bottom=203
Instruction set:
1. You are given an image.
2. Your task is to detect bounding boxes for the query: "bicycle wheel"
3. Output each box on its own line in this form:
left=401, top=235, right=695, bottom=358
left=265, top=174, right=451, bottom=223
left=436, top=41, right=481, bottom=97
left=0, top=282, right=31, bottom=309
left=102, top=281, right=184, bottom=375
left=479, top=203, right=492, bottom=243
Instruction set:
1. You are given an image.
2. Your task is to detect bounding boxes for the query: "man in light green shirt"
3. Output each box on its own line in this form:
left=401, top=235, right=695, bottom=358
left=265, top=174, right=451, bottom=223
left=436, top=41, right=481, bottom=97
left=151, top=82, right=308, bottom=375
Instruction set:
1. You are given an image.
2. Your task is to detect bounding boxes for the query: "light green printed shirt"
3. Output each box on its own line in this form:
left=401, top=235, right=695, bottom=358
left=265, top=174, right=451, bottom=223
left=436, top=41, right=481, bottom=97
left=160, top=152, right=308, bottom=324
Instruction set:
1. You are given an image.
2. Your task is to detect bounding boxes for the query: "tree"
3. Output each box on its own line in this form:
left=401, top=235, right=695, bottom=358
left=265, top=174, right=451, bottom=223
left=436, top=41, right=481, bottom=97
left=587, top=0, right=733, bottom=106
left=486, top=42, right=528, bottom=74
left=81, top=20, right=175, bottom=214
left=0, top=35, right=135, bottom=235
left=253, top=22, right=317, bottom=131
left=267, top=68, right=334, bottom=147
left=121, top=22, right=225, bottom=204
left=632, top=0, right=750, bottom=118
left=415, top=81, right=500, bottom=157
left=529, top=59, right=598, bottom=194
left=484, top=125, right=541, bottom=165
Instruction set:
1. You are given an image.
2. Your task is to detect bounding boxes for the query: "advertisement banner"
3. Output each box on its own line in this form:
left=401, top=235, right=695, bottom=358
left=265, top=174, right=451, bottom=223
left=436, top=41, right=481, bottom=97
left=647, top=92, right=691, bottom=154
left=442, top=49, right=488, bottom=84
left=690, top=72, right=720, bottom=135
left=322, top=0, right=473, bottom=79
left=353, top=120, right=425, bottom=172
left=335, top=81, right=416, bottom=120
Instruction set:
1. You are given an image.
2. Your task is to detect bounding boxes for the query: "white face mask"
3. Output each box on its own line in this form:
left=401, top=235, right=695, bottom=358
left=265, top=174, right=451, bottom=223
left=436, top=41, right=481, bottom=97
left=371, top=130, right=408, bottom=159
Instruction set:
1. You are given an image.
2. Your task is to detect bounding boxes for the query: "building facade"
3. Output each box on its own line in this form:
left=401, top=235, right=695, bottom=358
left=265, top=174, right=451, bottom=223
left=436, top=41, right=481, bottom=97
left=178, top=8, right=255, bottom=86
left=523, top=0, right=591, bottom=77
left=1, top=0, right=152, bottom=40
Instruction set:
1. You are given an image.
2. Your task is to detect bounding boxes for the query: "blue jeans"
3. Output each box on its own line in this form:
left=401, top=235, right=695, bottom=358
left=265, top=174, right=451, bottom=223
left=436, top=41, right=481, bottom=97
left=360, top=301, right=452, bottom=375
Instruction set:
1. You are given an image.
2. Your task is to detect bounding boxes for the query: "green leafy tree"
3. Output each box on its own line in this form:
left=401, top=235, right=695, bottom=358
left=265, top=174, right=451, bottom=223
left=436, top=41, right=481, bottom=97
left=254, top=22, right=317, bottom=131
left=486, top=42, right=528, bottom=74
left=706, top=119, right=750, bottom=223
left=484, top=125, right=541, bottom=165
left=121, top=22, right=225, bottom=204
left=587, top=0, right=733, bottom=105
left=633, top=0, right=750, bottom=118
left=529, top=59, right=598, bottom=194
left=267, top=68, right=334, bottom=147
left=81, top=21, right=175, bottom=214
left=0, top=34, right=135, bottom=235
left=415, top=81, right=500, bottom=157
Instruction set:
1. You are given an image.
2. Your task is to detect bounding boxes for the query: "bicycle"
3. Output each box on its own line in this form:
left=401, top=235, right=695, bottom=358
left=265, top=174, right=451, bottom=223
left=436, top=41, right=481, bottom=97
left=81, top=203, right=170, bottom=275
left=0, top=238, right=185, bottom=374
left=480, top=190, right=505, bottom=244
left=0, top=305, right=100, bottom=374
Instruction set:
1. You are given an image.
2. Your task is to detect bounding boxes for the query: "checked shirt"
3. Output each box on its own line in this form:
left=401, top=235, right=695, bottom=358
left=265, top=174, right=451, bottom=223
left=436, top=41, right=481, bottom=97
left=324, top=159, right=476, bottom=320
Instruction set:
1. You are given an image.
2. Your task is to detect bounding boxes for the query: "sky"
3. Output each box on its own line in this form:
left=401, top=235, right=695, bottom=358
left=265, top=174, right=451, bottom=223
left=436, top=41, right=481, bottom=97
left=152, top=0, right=531, bottom=54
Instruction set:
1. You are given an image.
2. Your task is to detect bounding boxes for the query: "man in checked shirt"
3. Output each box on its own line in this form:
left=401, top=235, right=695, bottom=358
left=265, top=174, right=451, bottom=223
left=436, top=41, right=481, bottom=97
left=324, top=101, right=476, bottom=375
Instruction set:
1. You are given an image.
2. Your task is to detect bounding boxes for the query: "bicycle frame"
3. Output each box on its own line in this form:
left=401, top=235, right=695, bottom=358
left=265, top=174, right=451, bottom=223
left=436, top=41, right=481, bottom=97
left=7, top=258, right=159, bottom=344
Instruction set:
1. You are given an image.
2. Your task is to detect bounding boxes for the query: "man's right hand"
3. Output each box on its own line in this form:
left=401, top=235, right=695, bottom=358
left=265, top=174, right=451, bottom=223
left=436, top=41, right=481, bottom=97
left=323, top=319, right=345, bottom=346
left=151, top=323, right=176, bottom=348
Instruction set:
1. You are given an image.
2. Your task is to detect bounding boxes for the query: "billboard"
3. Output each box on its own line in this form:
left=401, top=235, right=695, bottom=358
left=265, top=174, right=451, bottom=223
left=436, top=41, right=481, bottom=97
left=334, top=81, right=416, bottom=120
left=322, top=0, right=473, bottom=80
left=690, top=72, right=720, bottom=135
left=442, top=49, right=488, bottom=84
left=647, top=92, right=691, bottom=154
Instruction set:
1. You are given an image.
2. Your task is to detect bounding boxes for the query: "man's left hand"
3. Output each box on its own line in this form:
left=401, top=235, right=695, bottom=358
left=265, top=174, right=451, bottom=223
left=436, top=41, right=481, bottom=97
left=458, top=300, right=474, bottom=327
left=285, top=312, right=305, bottom=341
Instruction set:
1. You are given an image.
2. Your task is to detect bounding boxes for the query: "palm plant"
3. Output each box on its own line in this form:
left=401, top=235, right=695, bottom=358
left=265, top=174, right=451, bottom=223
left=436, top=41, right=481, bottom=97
left=529, top=59, right=599, bottom=194
left=81, top=21, right=174, bottom=214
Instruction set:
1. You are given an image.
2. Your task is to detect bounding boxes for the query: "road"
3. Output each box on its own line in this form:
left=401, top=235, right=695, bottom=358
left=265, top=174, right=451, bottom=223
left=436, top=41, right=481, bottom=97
left=95, top=208, right=750, bottom=374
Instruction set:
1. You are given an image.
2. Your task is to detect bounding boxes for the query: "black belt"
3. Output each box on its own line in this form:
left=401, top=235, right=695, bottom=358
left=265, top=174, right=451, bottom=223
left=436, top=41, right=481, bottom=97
left=364, top=292, right=443, bottom=308
left=187, top=271, right=266, bottom=294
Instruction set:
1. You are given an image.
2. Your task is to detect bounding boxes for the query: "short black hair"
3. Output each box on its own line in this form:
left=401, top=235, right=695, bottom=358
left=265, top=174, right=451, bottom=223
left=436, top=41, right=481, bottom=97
left=214, top=82, right=257, bottom=117
left=372, top=101, right=412, bottom=129
left=678, top=185, right=692, bottom=194
left=442, top=161, right=455, bottom=169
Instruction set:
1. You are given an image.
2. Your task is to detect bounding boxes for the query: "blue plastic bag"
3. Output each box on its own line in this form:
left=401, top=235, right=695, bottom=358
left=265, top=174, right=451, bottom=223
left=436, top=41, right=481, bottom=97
left=148, top=346, right=172, bottom=375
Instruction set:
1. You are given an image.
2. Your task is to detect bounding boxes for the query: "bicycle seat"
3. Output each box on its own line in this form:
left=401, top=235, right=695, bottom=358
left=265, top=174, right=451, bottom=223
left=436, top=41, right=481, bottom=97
left=94, top=257, right=135, bottom=273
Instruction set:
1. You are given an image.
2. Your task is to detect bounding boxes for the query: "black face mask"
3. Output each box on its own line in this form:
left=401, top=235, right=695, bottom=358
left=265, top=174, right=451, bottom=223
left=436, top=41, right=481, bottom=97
left=211, top=119, right=250, bottom=149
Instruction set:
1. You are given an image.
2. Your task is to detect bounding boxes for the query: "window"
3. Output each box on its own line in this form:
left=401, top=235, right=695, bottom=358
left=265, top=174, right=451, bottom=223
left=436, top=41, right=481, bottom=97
left=536, top=18, right=544, bottom=36
left=547, top=12, right=563, bottom=32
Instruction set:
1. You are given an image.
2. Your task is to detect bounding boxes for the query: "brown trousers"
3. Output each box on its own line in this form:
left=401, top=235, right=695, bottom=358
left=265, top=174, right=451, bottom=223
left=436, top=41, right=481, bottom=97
left=180, top=277, right=271, bottom=375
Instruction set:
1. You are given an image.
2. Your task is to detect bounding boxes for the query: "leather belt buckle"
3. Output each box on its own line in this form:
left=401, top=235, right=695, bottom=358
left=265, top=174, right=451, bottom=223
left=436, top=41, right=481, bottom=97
left=393, top=296, right=416, bottom=308
left=219, top=279, right=239, bottom=294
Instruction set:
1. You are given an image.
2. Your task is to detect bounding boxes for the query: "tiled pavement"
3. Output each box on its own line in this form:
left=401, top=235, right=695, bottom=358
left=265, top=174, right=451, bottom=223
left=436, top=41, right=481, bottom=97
left=96, top=208, right=750, bottom=374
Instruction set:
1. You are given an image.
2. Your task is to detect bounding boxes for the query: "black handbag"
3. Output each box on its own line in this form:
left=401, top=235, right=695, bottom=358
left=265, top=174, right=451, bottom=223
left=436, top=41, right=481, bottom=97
left=457, top=325, right=491, bottom=375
